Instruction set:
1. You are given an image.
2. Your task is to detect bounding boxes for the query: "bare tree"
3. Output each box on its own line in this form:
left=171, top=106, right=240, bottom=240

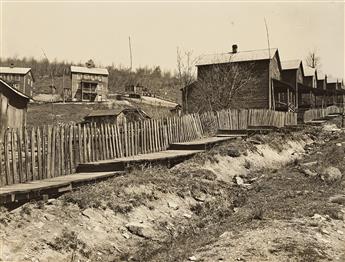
left=176, top=48, right=198, bottom=113
left=189, top=58, right=259, bottom=112
left=305, top=50, right=321, bottom=68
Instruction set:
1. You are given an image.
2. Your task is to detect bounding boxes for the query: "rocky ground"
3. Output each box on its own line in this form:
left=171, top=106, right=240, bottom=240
left=1, top=119, right=345, bottom=262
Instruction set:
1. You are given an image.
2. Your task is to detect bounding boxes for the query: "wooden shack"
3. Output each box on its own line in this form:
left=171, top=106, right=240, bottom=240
left=83, top=108, right=151, bottom=126
left=182, top=46, right=295, bottom=113
left=0, top=79, right=30, bottom=140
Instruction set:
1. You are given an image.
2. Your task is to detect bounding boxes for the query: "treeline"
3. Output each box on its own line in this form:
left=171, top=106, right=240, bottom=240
left=0, top=57, right=181, bottom=102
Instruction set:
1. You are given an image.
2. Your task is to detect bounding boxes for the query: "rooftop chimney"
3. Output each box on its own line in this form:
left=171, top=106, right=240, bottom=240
left=232, top=44, right=238, bottom=53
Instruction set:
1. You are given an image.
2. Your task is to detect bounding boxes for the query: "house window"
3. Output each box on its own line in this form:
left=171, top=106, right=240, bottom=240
left=91, top=75, right=95, bottom=80
left=98, top=75, right=102, bottom=81
left=8, top=75, right=13, bottom=80
left=15, top=75, right=20, bottom=80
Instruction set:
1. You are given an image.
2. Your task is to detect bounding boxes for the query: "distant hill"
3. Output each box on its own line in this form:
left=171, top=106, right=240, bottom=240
left=0, top=57, right=182, bottom=103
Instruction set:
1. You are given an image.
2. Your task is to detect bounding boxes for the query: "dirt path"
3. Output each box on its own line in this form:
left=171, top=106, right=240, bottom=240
left=1, top=123, right=345, bottom=262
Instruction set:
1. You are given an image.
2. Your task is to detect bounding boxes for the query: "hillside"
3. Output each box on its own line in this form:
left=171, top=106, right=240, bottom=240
left=1, top=57, right=182, bottom=103
left=27, top=101, right=174, bottom=127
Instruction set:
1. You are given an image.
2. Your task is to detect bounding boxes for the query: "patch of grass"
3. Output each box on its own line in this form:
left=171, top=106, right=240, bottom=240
left=48, top=228, right=91, bottom=258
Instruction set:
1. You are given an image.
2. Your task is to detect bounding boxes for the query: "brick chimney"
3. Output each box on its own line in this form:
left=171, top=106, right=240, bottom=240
left=232, top=44, right=238, bottom=53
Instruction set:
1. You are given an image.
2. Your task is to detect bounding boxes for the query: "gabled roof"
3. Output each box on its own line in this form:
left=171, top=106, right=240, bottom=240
left=86, top=109, right=122, bottom=117
left=281, top=60, right=302, bottom=70
left=316, top=70, right=326, bottom=80
left=196, top=48, right=278, bottom=66
left=0, top=78, right=30, bottom=100
left=71, top=66, right=109, bottom=76
left=0, top=67, right=31, bottom=75
left=327, top=77, right=338, bottom=84
left=303, top=65, right=317, bottom=77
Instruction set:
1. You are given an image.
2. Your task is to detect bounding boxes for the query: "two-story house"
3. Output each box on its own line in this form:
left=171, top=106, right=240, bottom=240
left=0, top=66, right=34, bottom=97
left=70, top=62, right=109, bottom=102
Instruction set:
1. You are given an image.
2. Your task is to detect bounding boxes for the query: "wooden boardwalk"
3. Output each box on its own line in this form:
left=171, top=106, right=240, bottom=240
left=0, top=171, right=121, bottom=205
left=169, top=136, right=235, bottom=150
left=0, top=135, right=245, bottom=204
left=77, top=149, right=203, bottom=172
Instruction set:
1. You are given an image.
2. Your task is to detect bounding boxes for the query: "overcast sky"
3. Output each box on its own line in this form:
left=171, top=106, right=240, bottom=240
left=0, top=1, right=344, bottom=78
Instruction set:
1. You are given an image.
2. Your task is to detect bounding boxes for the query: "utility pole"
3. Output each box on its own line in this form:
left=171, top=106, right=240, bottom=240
left=62, top=71, right=65, bottom=103
left=128, top=36, right=133, bottom=71
left=264, top=18, right=274, bottom=110
left=41, top=48, right=55, bottom=124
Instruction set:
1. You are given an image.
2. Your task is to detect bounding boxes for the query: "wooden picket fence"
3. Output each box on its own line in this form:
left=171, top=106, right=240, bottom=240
left=0, top=113, right=203, bottom=186
left=215, top=109, right=297, bottom=130
left=0, top=108, right=299, bottom=186
left=303, top=106, right=344, bottom=123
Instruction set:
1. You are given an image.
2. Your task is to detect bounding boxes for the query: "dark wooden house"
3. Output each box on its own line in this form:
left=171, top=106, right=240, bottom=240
left=302, top=65, right=318, bottom=108
left=281, top=60, right=316, bottom=110
left=70, top=62, right=109, bottom=102
left=182, top=46, right=295, bottom=113
left=316, top=71, right=327, bottom=107
left=0, top=66, right=34, bottom=97
left=0, top=79, right=30, bottom=140
left=327, top=78, right=341, bottom=106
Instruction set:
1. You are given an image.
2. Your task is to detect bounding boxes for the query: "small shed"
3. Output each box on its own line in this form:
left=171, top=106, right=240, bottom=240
left=83, top=108, right=151, bottom=126
left=0, top=78, right=30, bottom=140
left=170, top=104, right=182, bottom=116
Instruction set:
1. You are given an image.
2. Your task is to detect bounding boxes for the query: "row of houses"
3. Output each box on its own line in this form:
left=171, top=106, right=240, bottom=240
left=182, top=45, right=344, bottom=113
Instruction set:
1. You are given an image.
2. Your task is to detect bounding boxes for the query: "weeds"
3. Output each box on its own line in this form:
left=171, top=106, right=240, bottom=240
left=48, top=228, right=91, bottom=258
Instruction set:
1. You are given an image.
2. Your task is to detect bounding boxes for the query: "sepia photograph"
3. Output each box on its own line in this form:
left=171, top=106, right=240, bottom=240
left=0, top=0, right=344, bottom=261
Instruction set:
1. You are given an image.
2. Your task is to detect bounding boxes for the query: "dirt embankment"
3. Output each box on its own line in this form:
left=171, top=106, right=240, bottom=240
left=1, top=124, right=345, bottom=262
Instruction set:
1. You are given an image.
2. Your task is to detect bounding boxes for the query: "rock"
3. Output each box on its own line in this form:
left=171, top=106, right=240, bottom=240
left=35, top=221, right=44, bottom=229
left=329, top=195, right=345, bottom=205
left=44, top=214, right=55, bottom=221
left=126, top=223, right=154, bottom=239
left=122, top=232, right=131, bottom=239
left=302, top=169, right=318, bottom=177
left=337, top=230, right=344, bottom=235
left=167, top=201, right=179, bottom=210
left=183, top=213, right=192, bottom=219
left=336, top=143, right=342, bottom=147
left=235, top=176, right=244, bottom=186
left=226, top=148, right=241, bottom=157
left=193, top=193, right=206, bottom=202
left=189, top=256, right=197, bottom=261
left=321, top=167, right=342, bottom=182
left=302, top=168, right=317, bottom=177
left=312, top=214, right=327, bottom=221
left=320, top=228, right=330, bottom=235
left=300, top=161, right=318, bottom=167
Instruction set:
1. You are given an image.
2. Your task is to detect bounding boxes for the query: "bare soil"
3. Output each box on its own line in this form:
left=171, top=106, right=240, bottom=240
left=1, top=120, right=345, bottom=262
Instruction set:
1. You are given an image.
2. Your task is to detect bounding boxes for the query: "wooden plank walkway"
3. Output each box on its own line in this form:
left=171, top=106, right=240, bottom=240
left=77, top=150, right=203, bottom=173
left=0, top=136, right=235, bottom=204
left=306, top=120, right=327, bottom=126
left=0, top=172, right=120, bottom=204
left=168, top=137, right=235, bottom=150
